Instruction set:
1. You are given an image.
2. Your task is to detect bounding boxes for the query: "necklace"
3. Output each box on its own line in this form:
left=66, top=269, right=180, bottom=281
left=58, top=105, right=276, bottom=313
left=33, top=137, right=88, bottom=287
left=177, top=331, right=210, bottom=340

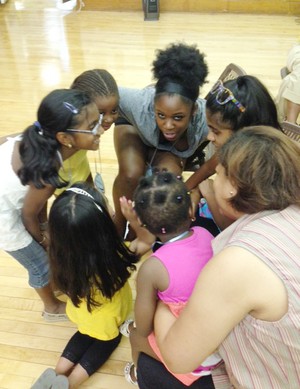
left=57, top=150, right=72, bottom=181
left=152, top=230, right=190, bottom=252
left=146, top=132, right=185, bottom=177
left=167, top=230, right=190, bottom=243
left=94, top=147, right=105, bottom=193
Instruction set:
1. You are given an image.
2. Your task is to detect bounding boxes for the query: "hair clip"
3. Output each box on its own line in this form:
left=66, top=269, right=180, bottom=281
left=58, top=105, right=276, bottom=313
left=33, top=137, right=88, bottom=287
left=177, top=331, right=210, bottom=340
left=63, top=102, right=79, bottom=114
left=66, top=187, right=94, bottom=199
left=161, top=227, right=166, bottom=234
left=94, top=203, right=103, bottom=213
left=34, top=121, right=43, bottom=135
left=66, top=188, right=103, bottom=212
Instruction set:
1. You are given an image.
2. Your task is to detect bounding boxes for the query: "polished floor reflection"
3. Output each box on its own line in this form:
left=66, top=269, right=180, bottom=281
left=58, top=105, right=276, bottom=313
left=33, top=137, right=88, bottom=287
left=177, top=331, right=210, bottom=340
left=0, top=1, right=299, bottom=387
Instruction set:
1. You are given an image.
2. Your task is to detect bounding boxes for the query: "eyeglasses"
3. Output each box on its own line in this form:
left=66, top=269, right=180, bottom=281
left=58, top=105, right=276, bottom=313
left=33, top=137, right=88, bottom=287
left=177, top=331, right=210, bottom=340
left=66, top=114, right=103, bottom=135
left=209, top=80, right=246, bottom=113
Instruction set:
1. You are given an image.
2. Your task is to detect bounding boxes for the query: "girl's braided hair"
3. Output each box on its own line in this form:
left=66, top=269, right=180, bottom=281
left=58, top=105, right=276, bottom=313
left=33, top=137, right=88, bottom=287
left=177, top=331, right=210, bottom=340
left=134, top=171, right=191, bottom=235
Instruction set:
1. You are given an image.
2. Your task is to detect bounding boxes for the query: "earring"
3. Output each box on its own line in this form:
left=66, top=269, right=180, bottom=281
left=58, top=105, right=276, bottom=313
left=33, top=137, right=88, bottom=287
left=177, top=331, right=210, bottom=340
left=229, top=191, right=234, bottom=196
left=68, top=144, right=72, bottom=149
left=191, top=216, right=196, bottom=222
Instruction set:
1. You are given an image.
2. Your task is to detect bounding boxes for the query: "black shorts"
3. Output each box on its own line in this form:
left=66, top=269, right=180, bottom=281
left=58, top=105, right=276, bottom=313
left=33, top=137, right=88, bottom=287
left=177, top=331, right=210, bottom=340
left=137, top=353, right=216, bottom=389
left=61, top=330, right=121, bottom=376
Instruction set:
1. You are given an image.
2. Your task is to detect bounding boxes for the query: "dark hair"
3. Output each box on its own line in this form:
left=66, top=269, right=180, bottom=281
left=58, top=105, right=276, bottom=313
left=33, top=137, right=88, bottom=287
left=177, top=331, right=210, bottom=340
left=206, top=75, right=281, bottom=132
left=218, top=126, right=300, bottom=213
left=18, top=89, right=93, bottom=189
left=134, top=171, right=191, bottom=235
left=152, top=42, right=208, bottom=104
left=48, top=182, right=137, bottom=312
left=71, top=69, right=119, bottom=99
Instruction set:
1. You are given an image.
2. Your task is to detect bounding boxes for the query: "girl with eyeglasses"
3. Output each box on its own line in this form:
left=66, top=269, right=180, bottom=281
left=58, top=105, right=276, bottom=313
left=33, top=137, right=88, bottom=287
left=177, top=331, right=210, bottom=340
left=186, top=75, right=282, bottom=231
left=55, top=69, right=120, bottom=197
left=0, top=88, right=102, bottom=322
left=31, top=183, right=137, bottom=389
left=113, top=42, right=213, bottom=239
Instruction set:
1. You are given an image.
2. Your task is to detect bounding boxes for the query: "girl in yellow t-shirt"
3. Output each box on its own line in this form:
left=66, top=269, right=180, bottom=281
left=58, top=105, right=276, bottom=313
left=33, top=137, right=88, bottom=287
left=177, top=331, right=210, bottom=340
left=31, top=183, right=137, bottom=389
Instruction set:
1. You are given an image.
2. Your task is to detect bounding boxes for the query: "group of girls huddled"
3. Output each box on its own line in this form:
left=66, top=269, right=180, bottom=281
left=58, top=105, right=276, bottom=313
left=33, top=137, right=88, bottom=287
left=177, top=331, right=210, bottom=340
left=0, top=42, right=298, bottom=389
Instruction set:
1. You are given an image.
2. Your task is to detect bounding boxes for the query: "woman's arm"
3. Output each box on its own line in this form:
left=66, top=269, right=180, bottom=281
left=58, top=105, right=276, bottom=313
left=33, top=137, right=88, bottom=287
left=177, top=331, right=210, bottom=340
left=135, top=257, right=168, bottom=337
left=155, top=246, right=284, bottom=374
left=22, top=184, right=55, bottom=249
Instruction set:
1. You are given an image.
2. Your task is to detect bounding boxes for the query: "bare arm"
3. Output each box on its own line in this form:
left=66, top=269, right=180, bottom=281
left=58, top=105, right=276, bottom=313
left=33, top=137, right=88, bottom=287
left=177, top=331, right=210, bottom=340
left=135, top=257, right=168, bottom=337
left=38, top=202, right=48, bottom=225
left=286, top=99, right=300, bottom=124
left=22, top=184, right=55, bottom=249
left=155, top=246, right=288, bottom=373
left=185, top=154, right=218, bottom=191
left=120, top=196, right=155, bottom=256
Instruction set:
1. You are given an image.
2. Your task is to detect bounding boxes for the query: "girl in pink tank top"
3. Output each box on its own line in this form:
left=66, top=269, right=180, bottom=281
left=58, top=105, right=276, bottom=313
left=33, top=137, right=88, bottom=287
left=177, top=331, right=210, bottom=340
left=123, top=171, right=221, bottom=387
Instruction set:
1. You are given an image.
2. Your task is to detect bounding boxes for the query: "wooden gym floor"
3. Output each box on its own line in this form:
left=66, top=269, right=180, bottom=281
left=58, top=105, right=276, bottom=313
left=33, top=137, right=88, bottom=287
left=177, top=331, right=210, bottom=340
left=0, top=1, right=299, bottom=387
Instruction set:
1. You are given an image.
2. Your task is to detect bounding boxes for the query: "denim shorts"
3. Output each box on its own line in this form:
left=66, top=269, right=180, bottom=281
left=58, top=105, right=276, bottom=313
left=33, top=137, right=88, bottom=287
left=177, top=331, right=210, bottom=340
left=7, top=239, right=49, bottom=289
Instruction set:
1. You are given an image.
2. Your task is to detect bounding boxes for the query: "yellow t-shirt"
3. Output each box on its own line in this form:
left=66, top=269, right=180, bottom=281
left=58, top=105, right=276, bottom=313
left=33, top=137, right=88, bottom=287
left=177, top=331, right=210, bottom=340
left=55, top=150, right=91, bottom=196
left=66, top=281, right=132, bottom=340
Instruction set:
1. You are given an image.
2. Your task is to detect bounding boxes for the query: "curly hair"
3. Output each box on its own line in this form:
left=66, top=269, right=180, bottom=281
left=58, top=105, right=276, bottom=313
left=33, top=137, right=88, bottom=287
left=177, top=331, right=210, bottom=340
left=152, top=42, right=208, bottom=103
left=48, top=182, right=137, bottom=312
left=218, top=126, right=300, bottom=213
left=133, top=171, right=192, bottom=235
left=206, top=75, right=281, bottom=132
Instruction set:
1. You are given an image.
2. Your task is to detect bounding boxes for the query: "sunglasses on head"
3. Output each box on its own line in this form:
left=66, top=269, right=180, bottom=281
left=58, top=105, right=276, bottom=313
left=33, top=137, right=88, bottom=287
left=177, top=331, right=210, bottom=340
left=209, top=80, right=246, bottom=113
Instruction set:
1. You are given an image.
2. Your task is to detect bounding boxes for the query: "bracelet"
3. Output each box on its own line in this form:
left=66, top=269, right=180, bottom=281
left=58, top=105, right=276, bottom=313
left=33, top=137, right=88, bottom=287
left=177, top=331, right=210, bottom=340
left=38, top=235, right=46, bottom=245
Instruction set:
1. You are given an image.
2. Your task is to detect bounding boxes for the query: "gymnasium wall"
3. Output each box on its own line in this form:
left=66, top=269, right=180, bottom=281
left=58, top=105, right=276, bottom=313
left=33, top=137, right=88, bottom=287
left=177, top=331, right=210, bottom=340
left=82, top=0, right=300, bottom=15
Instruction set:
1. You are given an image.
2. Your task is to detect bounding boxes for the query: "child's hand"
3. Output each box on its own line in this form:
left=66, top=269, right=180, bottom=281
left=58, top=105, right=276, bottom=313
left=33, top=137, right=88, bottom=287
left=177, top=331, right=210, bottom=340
left=120, top=196, right=155, bottom=256
left=129, top=237, right=152, bottom=257
left=120, top=196, right=137, bottom=224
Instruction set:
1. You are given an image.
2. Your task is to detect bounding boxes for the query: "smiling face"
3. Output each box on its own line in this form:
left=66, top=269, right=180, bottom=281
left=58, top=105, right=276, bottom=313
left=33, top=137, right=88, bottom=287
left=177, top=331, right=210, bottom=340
left=94, top=94, right=119, bottom=131
left=154, top=94, right=195, bottom=143
left=206, top=109, right=234, bottom=150
left=67, top=102, right=103, bottom=151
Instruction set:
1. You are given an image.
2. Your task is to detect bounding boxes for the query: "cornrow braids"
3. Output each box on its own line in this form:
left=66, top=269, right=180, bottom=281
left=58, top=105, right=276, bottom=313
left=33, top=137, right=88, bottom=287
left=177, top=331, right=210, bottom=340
left=71, top=69, right=119, bottom=99
left=134, top=171, right=191, bottom=235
